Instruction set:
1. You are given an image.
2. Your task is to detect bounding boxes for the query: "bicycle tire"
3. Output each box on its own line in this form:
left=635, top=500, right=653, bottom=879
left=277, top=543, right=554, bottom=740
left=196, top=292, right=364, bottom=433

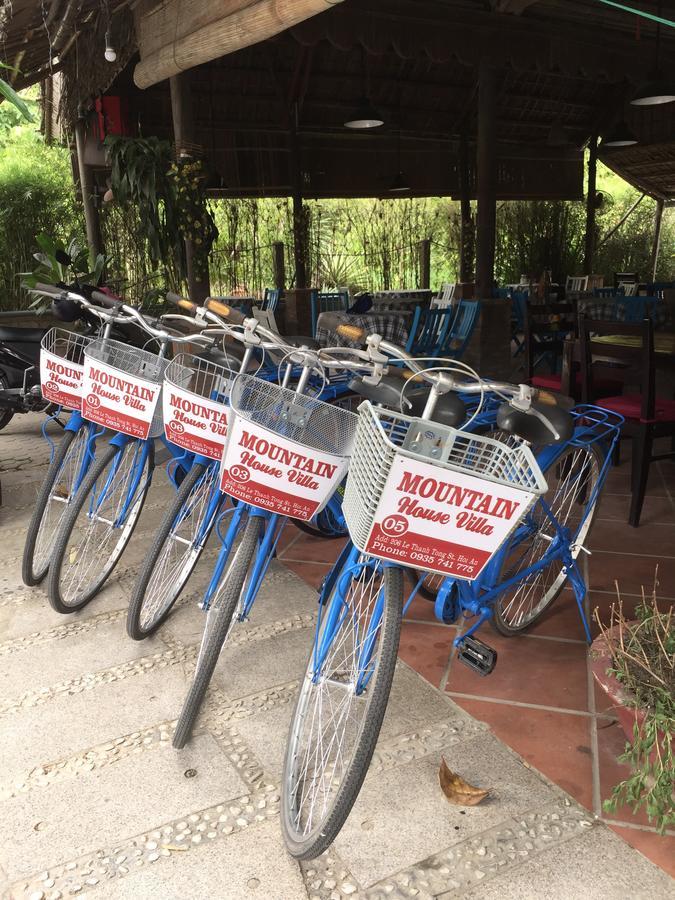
left=281, top=557, right=403, bottom=859
left=22, top=427, right=86, bottom=586
left=47, top=439, right=154, bottom=614
left=491, top=441, right=604, bottom=635
left=173, top=514, right=262, bottom=750
left=127, top=462, right=220, bottom=640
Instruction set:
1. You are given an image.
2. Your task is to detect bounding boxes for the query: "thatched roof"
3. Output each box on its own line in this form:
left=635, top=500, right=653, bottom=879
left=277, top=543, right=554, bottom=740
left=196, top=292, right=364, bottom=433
left=2, top=0, right=675, bottom=200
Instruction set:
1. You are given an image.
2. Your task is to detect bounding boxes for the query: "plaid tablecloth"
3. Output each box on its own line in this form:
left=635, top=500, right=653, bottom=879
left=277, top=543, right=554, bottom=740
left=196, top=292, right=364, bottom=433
left=315, top=311, right=410, bottom=349
left=579, top=299, right=671, bottom=330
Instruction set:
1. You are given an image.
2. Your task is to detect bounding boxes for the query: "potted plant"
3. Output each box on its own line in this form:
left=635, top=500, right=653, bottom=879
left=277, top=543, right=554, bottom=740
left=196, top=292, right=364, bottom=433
left=591, top=585, right=674, bottom=833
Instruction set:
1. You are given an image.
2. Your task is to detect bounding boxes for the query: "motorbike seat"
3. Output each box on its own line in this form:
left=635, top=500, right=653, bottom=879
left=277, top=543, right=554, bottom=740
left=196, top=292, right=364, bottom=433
left=0, top=326, right=47, bottom=343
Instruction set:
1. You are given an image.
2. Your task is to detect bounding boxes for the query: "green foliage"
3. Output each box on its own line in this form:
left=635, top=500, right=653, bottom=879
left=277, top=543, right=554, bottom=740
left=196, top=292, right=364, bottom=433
left=596, top=592, right=674, bottom=834
left=0, top=62, right=35, bottom=123
left=19, top=234, right=106, bottom=313
left=0, top=99, right=83, bottom=310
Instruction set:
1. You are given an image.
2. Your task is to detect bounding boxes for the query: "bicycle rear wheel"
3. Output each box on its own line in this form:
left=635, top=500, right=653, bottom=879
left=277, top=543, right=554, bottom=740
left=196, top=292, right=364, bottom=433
left=47, top=439, right=154, bottom=613
left=22, top=425, right=91, bottom=586
left=173, top=513, right=263, bottom=749
left=127, top=462, right=222, bottom=640
left=492, top=442, right=603, bottom=635
left=282, top=552, right=403, bottom=860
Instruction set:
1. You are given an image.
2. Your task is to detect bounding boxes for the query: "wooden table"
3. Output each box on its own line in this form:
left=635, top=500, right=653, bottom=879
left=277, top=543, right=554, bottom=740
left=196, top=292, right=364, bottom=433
left=594, top=333, right=675, bottom=367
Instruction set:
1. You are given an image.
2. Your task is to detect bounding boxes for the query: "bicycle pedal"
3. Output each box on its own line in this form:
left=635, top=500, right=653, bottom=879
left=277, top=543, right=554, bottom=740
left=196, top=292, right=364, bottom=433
left=456, top=637, right=497, bottom=677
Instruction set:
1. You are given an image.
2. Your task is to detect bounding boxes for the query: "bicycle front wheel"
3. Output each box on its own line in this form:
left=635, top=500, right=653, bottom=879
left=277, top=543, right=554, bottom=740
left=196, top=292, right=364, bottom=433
left=127, top=462, right=222, bottom=640
left=22, top=425, right=91, bottom=586
left=173, top=513, right=263, bottom=750
left=47, top=439, right=154, bottom=614
left=492, top=442, right=603, bottom=635
left=282, top=553, right=403, bottom=860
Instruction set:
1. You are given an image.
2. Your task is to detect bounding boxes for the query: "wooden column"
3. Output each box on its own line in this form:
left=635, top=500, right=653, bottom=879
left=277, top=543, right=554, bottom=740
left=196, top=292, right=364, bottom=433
left=42, top=77, right=54, bottom=144
left=170, top=71, right=210, bottom=302
left=458, top=130, right=474, bottom=283
left=583, top=135, right=598, bottom=276
left=74, top=118, right=103, bottom=264
left=418, top=239, right=431, bottom=289
left=475, top=59, right=497, bottom=300
left=273, top=241, right=286, bottom=290
left=651, top=198, right=665, bottom=282
left=289, top=112, right=308, bottom=291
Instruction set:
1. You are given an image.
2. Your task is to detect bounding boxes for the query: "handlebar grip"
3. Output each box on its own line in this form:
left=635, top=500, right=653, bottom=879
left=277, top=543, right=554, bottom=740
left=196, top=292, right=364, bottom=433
left=166, top=292, right=198, bottom=314
left=336, top=324, right=366, bottom=343
left=90, top=290, right=121, bottom=308
left=35, top=282, right=63, bottom=296
left=204, top=298, right=235, bottom=319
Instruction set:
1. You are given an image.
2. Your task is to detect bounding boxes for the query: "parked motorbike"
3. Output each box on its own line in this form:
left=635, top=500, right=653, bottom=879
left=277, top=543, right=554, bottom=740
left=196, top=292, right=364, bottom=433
left=0, top=322, right=50, bottom=430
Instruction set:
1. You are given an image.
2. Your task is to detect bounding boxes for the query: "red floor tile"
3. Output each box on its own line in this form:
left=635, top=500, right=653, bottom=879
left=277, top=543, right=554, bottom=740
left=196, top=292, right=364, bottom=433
left=445, top=631, right=590, bottom=712
left=595, top=493, right=675, bottom=526
left=278, top=531, right=347, bottom=564
left=601, top=465, right=668, bottom=497
left=398, top=621, right=455, bottom=689
left=403, top=589, right=440, bottom=624
left=525, top=588, right=590, bottom=641
left=453, top=699, right=595, bottom=811
left=588, top=552, right=675, bottom=597
left=588, top=521, right=675, bottom=558
left=282, top=559, right=333, bottom=592
left=608, top=825, right=675, bottom=879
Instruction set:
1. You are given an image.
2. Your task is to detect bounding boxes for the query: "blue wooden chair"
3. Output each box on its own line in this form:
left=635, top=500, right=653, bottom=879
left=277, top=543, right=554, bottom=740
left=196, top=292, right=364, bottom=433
left=404, top=306, right=454, bottom=358
left=593, top=286, right=619, bottom=299
left=405, top=300, right=480, bottom=361
left=616, top=296, right=660, bottom=323
left=310, top=290, right=350, bottom=337
left=261, top=288, right=282, bottom=311
left=446, top=299, right=480, bottom=359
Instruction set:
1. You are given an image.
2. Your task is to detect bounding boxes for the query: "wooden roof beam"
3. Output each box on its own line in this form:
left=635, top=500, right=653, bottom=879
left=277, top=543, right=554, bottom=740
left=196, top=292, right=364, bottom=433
left=491, top=0, right=541, bottom=13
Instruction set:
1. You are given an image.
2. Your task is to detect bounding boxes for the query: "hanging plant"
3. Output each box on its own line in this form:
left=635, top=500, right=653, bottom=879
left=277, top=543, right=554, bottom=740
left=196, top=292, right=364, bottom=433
left=105, top=137, right=218, bottom=285
left=167, top=158, right=218, bottom=276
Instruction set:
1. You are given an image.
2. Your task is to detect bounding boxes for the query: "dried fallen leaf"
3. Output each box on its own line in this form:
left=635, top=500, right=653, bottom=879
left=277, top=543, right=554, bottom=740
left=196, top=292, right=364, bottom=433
left=438, top=756, right=489, bottom=806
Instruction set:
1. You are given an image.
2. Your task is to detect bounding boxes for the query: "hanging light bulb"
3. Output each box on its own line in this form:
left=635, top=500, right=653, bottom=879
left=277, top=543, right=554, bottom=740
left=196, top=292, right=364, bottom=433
left=601, top=122, right=638, bottom=148
left=389, top=171, right=410, bottom=193
left=104, top=29, right=117, bottom=63
left=630, top=4, right=675, bottom=106
left=344, top=98, right=384, bottom=129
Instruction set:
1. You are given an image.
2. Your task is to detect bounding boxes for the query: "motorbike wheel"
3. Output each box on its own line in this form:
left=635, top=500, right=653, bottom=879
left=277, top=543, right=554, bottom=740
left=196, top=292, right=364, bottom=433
left=0, top=375, right=14, bottom=431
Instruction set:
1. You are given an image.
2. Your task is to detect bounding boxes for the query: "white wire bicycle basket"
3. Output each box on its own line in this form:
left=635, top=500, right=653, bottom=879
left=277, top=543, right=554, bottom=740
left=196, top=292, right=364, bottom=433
left=82, top=338, right=167, bottom=439
left=219, top=373, right=358, bottom=522
left=343, top=401, right=548, bottom=580
left=39, top=328, right=93, bottom=411
left=162, top=353, right=233, bottom=461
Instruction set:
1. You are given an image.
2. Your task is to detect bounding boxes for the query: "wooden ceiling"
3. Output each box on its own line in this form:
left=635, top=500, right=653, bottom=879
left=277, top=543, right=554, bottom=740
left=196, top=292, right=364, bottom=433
left=2, top=0, right=675, bottom=199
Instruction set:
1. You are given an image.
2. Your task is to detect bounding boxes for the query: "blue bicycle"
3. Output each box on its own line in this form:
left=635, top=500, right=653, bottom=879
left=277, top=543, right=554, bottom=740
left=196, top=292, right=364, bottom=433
left=280, top=332, right=623, bottom=859
left=33, top=288, right=214, bottom=614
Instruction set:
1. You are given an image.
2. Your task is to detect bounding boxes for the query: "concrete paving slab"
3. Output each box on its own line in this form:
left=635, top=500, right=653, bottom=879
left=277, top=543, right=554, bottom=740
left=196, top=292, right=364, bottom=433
left=0, top=619, right=155, bottom=699
left=459, top=826, right=673, bottom=900
left=96, top=819, right=309, bottom=900
left=334, top=732, right=557, bottom=889
left=0, top=663, right=191, bottom=788
left=0, top=732, right=246, bottom=882
left=210, top=623, right=314, bottom=698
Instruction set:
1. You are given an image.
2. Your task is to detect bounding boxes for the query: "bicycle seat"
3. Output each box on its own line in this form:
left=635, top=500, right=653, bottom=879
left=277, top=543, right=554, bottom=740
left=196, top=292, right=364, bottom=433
left=349, top=375, right=466, bottom=426
left=0, top=326, right=47, bottom=343
left=496, top=401, right=574, bottom=445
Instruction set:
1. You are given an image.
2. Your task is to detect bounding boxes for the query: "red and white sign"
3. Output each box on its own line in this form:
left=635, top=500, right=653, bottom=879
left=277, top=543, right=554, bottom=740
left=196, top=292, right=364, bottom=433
left=40, top=349, right=85, bottom=411
left=363, top=455, right=535, bottom=580
left=82, top=360, right=161, bottom=439
left=219, top=415, right=349, bottom=522
left=163, top=385, right=229, bottom=460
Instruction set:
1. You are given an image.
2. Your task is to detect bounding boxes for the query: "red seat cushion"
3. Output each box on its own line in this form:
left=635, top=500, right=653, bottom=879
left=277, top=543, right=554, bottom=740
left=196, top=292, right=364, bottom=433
left=531, top=373, right=623, bottom=397
left=598, top=393, right=675, bottom=422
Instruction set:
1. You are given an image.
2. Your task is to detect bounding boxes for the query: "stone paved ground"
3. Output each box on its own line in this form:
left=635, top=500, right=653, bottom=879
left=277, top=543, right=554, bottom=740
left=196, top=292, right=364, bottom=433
left=1, top=415, right=673, bottom=900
